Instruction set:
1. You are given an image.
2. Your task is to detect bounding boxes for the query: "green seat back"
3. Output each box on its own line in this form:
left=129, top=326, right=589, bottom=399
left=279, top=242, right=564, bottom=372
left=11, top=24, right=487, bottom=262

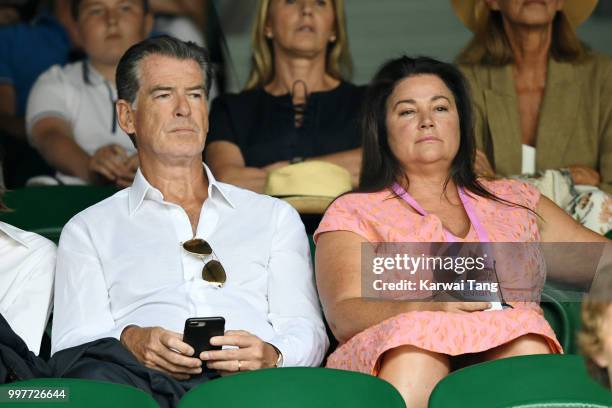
left=0, top=186, right=117, bottom=243
left=179, top=367, right=405, bottom=408
left=429, top=354, right=612, bottom=408
left=541, top=283, right=584, bottom=354
left=0, top=378, right=158, bottom=408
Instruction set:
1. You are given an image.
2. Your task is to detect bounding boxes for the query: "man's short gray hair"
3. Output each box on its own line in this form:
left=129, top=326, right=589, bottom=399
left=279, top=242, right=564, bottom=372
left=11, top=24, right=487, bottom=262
left=116, top=35, right=213, bottom=105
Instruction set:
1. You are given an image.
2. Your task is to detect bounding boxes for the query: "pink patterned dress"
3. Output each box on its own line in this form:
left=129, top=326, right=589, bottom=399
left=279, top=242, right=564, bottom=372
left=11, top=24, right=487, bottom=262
left=313, top=179, right=562, bottom=375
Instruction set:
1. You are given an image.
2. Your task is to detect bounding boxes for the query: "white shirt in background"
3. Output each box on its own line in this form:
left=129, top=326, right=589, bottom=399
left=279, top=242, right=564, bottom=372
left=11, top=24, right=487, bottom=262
left=51, top=164, right=328, bottom=366
left=26, top=61, right=136, bottom=185
left=0, top=222, right=56, bottom=355
left=522, top=144, right=536, bottom=175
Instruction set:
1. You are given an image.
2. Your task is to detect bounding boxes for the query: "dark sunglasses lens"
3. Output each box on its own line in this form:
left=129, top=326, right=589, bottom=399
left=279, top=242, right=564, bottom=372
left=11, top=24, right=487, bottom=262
left=183, top=239, right=212, bottom=256
left=202, top=260, right=226, bottom=284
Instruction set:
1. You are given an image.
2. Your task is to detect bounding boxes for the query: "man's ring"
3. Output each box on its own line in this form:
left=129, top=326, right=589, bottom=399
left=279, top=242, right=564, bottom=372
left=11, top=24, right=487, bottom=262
left=237, top=360, right=241, bottom=371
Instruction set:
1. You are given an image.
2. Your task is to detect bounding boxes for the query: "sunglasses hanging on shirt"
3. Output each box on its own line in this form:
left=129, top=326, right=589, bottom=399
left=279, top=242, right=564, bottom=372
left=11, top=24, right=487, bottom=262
left=182, top=238, right=227, bottom=287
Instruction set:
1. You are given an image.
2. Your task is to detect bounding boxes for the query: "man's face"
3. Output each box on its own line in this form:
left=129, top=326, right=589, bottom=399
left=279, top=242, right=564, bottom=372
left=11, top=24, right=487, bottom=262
left=128, top=55, right=209, bottom=162
left=77, top=0, right=152, bottom=66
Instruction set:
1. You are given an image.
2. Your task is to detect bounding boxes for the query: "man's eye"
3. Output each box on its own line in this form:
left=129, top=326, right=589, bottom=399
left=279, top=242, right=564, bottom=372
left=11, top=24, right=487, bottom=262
left=189, top=93, right=203, bottom=99
left=155, top=94, right=170, bottom=99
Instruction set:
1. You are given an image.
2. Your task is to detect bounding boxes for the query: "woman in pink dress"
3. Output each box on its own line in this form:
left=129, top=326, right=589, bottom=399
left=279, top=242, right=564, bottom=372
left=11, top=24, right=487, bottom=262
left=314, top=56, right=608, bottom=408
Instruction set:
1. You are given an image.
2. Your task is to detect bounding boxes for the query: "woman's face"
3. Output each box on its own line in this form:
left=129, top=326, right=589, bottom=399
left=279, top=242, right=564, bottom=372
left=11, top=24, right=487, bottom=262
left=265, top=0, right=336, bottom=59
left=385, top=74, right=461, bottom=173
left=486, top=0, right=564, bottom=26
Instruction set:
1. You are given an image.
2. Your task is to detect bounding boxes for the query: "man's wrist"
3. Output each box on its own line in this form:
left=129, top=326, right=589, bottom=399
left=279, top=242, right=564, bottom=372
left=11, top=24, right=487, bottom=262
left=266, top=342, right=283, bottom=368
left=120, top=324, right=139, bottom=344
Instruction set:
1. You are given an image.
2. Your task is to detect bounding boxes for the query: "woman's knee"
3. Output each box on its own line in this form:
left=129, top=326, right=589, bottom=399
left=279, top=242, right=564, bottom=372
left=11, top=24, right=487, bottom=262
left=380, top=345, right=450, bottom=373
left=486, top=334, right=552, bottom=360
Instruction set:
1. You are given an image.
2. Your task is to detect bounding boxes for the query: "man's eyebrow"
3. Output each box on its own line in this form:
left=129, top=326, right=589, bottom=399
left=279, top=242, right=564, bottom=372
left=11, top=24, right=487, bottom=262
left=149, top=85, right=205, bottom=94
left=149, top=86, right=173, bottom=94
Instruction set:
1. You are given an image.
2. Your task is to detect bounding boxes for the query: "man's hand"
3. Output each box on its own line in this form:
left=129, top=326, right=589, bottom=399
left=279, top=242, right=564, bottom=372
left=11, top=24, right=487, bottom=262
left=200, top=330, right=280, bottom=375
left=88, top=144, right=133, bottom=184
left=569, top=165, right=600, bottom=186
left=115, top=153, right=139, bottom=188
left=474, top=149, right=495, bottom=178
left=120, top=326, right=203, bottom=380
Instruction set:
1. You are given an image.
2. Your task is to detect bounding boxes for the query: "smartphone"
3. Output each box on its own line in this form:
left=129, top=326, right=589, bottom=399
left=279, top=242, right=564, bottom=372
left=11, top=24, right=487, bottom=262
left=183, top=317, right=225, bottom=356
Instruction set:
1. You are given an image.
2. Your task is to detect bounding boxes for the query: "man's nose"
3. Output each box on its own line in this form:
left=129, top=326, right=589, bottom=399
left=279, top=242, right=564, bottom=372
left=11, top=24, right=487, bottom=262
left=174, top=94, right=191, bottom=117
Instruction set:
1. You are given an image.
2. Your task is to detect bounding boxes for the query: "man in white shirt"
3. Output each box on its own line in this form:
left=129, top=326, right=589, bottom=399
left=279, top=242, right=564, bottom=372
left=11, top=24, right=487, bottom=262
left=26, top=0, right=153, bottom=186
left=0, top=164, right=56, bottom=382
left=51, top=36, right=327, bottom=404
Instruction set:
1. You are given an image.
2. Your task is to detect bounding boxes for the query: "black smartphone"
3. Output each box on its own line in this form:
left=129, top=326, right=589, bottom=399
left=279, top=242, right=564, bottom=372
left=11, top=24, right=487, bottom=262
left=183, top=317, right=225, bottom=356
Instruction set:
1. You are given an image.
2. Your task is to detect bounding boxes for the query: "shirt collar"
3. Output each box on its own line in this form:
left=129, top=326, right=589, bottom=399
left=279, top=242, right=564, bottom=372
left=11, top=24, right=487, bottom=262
left=128, top=163, right=235, bottom=215
left=0, top=221, right=30, bottom=249
left=82, top=60, right=108, bottom=87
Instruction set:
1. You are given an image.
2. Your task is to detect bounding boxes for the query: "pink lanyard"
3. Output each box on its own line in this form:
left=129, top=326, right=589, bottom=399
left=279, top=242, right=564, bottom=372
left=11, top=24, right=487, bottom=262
left=391, top=182, right=490, bottom=242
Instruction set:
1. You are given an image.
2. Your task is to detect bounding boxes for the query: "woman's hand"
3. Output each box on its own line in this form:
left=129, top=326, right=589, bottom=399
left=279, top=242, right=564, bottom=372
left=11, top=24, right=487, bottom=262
left=568, top=165, right=600, bottom=186
left=432, top=301, right=492, bottom=313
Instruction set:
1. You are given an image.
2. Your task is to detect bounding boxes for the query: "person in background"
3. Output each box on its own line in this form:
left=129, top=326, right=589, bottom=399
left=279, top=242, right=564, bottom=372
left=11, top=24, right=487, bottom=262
left=26, top=0, right=153, bottom=186
left=454, top=0, right=611, bottom=235
left=314, top=56, right=608, bottom=408
left=205, top=0, right=364, bottom=193
left=0, top=148, right=56, bottom=360
left=579, top=259, right=612, bottom=389
left=0, top=0, right=80, bottom=188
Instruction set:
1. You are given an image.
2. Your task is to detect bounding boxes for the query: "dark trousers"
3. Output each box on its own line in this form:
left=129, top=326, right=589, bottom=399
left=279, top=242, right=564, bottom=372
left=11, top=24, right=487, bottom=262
left=0, top=314, right=52, bottom=383
left=50, top=338, right=217, bottom=408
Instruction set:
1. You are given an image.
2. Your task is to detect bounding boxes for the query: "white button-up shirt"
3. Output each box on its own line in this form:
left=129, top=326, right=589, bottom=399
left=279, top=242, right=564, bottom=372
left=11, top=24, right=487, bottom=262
left=0, top=222, right=56, bottom=355
left=51, top=165, right=328, bottom=366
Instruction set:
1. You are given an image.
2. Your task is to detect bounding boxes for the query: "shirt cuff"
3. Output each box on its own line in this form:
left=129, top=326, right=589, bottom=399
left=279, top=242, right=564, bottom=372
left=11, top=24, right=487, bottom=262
left=266, top=336, right=295, bottom=368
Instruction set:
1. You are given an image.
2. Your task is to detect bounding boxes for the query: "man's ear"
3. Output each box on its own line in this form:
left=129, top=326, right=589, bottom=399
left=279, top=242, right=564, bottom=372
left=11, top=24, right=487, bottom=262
left=116, top=99, right=136, bottom=135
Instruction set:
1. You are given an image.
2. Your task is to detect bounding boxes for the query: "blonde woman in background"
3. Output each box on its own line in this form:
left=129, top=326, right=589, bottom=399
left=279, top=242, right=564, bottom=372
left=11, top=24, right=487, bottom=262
left=579, top=263, right=612, bottom=389
left=454, top=0, right=612, bottom=235
left=206, top=0, right=364, bottom=192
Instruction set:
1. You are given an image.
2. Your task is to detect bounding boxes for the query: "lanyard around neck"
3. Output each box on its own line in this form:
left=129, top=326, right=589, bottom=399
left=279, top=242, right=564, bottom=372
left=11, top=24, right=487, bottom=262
left=391, top=182, right=490, bottom=242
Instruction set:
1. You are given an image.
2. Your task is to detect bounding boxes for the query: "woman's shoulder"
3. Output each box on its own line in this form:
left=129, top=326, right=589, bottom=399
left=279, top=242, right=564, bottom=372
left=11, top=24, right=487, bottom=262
left=328, top=189, right=393, bottom=212
left=477, top=178, right=540, bottom=211
left=577, top=52, right=612, bottom=82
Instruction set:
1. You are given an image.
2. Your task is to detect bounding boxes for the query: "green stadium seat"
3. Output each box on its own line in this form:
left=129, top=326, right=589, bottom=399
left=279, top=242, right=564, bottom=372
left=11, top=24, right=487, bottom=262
left=0, top=186, right=117, bottom=243
left=179, top=367, right=405, bottom=408
left=0, top=378, right=158, bottom=408
left=429, top=354, right=612, bottom=408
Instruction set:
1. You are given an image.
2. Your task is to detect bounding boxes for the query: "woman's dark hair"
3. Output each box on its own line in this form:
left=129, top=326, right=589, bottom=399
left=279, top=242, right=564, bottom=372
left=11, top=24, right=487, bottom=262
left=358, top=55, right=524, bottom=208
